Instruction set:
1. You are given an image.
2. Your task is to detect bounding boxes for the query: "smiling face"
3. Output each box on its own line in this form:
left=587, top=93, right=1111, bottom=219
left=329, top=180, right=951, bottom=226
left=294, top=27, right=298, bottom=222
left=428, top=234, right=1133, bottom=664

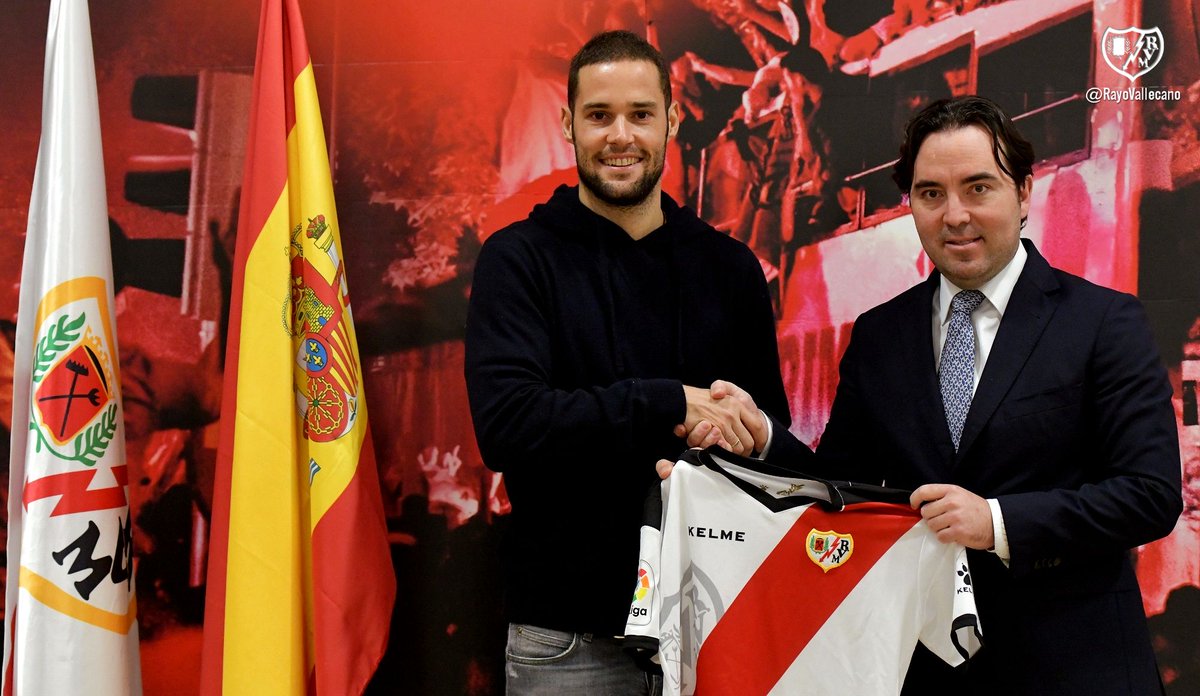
left=909, top=125, right=1032, bottom=289
left=562, top=59, right=679, bottom=212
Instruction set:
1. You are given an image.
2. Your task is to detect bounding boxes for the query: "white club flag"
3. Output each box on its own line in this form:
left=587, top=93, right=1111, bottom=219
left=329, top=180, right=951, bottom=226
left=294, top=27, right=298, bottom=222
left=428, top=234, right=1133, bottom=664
left=3, top=0, right=142, bottom=693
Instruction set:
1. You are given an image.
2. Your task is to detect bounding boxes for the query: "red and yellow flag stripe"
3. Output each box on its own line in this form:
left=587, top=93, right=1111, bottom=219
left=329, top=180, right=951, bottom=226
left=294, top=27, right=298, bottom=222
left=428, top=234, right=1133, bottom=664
left=201, top=1, right=395, bottom=693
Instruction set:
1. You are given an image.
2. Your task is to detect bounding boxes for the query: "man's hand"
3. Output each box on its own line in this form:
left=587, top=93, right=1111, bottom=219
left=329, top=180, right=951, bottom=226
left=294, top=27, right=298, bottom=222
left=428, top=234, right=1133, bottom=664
left=674, top=418, right=727, bottom=450
left=656, top=458, right=675, bottom=479
left=680, top=382, right=758, bottom=455
left=911, top=484, right=995, bottom=550
left=674, top=380, right=769, bottom=456
left=709, top=380, right=769, bottom=450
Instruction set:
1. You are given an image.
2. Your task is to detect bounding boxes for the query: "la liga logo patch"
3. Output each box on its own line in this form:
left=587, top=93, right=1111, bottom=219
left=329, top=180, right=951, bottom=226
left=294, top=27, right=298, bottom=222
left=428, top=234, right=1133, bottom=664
left=633, top=562, right=653, bottom=601
left=628, top=560, right=654, bottom=626
left=806, top=529, right=853, bottom=573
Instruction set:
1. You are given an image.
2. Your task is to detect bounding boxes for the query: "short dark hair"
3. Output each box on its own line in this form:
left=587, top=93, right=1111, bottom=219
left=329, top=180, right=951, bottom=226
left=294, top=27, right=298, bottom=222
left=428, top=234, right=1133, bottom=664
left=567, top=30, right=671, bottom=111
left=892, top=95, right=1035, bottom=194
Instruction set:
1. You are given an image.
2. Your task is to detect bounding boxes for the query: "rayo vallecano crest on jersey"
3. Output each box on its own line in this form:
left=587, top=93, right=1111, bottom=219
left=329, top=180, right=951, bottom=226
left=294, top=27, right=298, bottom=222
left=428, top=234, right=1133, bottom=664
left=1101, top=26, right=1165, bottom=82
left=806, top=529, right=854, bottom=572
left=22, top=277, right=134, bottom=631
left=290, top=213, right=361, bottom=443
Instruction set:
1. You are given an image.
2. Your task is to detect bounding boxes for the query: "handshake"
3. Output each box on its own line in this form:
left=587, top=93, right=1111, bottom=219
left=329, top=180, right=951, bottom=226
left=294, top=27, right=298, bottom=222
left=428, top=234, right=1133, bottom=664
left=670, top=379, right=769, bottom=469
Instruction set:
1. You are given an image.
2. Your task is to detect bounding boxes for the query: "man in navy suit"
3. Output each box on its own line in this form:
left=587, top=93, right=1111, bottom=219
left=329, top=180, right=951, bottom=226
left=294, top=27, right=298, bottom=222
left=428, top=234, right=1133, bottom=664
left=671, top=95, right=1182, bottom=694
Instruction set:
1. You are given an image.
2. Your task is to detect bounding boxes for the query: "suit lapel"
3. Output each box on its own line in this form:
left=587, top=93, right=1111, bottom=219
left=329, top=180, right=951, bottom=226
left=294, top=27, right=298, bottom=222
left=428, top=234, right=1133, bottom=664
left=898, top=274, right=958, bottom=469
left=956, top=241, right=1061, bottom=459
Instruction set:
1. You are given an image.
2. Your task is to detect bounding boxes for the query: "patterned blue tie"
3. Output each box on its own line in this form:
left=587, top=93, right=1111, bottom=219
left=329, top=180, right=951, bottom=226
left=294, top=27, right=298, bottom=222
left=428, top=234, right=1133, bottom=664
left=940, top=289, right=985, bottom=451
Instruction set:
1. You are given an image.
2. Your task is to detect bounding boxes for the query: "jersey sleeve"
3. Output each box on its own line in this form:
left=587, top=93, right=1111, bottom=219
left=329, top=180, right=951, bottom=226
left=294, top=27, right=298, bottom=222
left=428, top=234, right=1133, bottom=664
left=918, top=541, right=983, bottom=666
left=624, top=480, right=665, bottom=671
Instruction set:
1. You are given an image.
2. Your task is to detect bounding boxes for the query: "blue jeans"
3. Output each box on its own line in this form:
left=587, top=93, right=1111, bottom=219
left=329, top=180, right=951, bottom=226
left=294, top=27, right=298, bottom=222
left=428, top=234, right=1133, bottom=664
left=505, top=623, right=662, bottom=695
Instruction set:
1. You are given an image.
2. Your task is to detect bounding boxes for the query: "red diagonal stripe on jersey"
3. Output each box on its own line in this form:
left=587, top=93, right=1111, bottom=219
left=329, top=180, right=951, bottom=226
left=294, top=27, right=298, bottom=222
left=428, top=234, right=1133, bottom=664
left=695, top=502, right=920, bottom=695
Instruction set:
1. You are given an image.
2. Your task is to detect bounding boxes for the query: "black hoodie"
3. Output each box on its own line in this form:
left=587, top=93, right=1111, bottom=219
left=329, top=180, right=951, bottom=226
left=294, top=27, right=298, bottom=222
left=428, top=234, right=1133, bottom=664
left=465, top=185, right=790, bottom=635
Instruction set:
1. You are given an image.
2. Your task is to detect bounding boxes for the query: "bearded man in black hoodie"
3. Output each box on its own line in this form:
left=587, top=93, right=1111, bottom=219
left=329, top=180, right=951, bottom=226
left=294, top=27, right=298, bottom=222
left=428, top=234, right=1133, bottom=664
left=465, top=29, right=792, bottom=696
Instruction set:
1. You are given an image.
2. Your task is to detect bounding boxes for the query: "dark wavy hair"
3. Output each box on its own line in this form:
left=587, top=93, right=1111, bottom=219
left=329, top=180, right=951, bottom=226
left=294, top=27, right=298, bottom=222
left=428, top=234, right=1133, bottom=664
left=567, top=30, right=671, bottom=111
left=892, top=95, right=1035, bottom=194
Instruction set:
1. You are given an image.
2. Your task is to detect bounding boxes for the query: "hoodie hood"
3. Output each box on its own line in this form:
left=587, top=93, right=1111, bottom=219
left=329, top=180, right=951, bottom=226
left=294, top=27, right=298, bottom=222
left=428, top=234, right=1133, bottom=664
left=527, top=184, right=688, bottom=240
left=527, top=184, right=690, bottom=377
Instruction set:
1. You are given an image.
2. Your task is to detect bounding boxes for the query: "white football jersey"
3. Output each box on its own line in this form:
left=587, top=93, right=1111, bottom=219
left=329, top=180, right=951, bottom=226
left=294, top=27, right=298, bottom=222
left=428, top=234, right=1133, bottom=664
left=624, top=448, right=982, bottom=695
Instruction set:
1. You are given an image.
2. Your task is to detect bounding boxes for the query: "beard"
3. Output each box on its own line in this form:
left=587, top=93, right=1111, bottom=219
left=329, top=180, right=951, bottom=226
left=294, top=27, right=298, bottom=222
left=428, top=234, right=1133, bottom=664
left=575, top=141, right=667, bottom=208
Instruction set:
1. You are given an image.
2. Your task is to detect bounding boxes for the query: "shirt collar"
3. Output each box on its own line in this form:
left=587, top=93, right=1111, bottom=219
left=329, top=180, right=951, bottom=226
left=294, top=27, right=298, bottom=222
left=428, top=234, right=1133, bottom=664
left=937, top=241, right=1028, bottom=325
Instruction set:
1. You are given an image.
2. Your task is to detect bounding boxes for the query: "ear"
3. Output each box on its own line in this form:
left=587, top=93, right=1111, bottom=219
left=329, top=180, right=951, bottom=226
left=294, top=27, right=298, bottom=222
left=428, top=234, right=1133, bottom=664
left=1018, top=174, right=1032, bottom=218
left=561, top=105, right=574, bottom=144
left=667, top=100, right=680, bottom=141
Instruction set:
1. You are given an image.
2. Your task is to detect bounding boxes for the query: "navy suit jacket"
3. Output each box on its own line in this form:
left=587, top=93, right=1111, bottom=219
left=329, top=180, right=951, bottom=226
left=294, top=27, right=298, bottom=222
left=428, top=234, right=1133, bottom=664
left=770, top=240, right=1181, bottom=695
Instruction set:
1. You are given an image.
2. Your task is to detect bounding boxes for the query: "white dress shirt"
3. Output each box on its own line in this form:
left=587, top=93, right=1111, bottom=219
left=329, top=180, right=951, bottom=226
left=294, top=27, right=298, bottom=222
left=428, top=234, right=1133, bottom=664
left=932, top=242, right=1028, bottom=561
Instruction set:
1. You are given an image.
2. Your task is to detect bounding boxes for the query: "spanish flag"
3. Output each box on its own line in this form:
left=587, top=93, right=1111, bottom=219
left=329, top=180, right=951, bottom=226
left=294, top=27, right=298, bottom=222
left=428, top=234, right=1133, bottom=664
left=199, top=0, right=395, bottom=693
left=4, top=1, right=141, bottom=694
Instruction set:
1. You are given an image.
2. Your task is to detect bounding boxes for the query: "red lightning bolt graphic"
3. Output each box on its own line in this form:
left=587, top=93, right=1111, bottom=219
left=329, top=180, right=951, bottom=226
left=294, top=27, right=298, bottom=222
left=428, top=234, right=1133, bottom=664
left=23, top=465, right=129, bottom=516
left=818, top=537, right=841, bottom=562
